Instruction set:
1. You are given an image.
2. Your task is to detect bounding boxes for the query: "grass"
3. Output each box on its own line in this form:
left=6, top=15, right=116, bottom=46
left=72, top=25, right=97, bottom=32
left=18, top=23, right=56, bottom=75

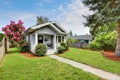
left=60, top=48, right=120, bottom=75
left=0, top=48, right=101, bottom=80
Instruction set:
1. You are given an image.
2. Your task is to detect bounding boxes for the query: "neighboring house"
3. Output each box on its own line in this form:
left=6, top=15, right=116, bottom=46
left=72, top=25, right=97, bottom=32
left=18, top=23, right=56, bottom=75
left=69, top=34, right=93, bottom=48
left=70, top=34, right=93, bottom=43
left=25, top=22, right=68, bottom=55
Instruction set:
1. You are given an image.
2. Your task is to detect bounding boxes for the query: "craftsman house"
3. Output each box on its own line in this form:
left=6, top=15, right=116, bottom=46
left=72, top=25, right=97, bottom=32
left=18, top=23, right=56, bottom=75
left=25, top=22, right=68, bottom=55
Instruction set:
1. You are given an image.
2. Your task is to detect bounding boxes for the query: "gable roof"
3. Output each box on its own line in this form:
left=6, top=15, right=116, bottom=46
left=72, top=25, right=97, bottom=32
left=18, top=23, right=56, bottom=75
left=70, top=34, right=93, bottom=40
left=25, top=22, right=68, bottom=35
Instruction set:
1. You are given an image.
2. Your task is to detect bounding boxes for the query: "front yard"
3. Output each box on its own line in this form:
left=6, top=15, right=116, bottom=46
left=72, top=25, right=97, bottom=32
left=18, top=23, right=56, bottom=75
left=0, top=48, right=101, bottom=80
left=60, top=48, right=120, bottom=75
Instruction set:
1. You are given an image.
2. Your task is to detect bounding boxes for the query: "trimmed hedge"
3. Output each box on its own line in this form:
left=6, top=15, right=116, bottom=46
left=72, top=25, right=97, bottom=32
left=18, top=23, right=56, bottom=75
left=35, top=43, right=47, bottom=56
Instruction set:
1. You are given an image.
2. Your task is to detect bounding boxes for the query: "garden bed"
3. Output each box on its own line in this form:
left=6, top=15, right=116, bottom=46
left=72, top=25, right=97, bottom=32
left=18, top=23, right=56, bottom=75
left=21, top=52, right=39, bottom=58
left=103, top=51, right=120, bottom=61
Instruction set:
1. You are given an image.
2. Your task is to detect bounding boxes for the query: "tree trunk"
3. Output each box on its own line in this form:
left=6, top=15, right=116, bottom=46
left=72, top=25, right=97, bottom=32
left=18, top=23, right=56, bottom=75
left=115, top=18, right=120, bottom=57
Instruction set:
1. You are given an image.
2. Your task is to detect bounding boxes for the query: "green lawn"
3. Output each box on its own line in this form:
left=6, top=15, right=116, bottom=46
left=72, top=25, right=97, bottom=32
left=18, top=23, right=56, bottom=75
left=0, top=48, right=101, bottom=80
left=60, top=48, right=120, bottom=75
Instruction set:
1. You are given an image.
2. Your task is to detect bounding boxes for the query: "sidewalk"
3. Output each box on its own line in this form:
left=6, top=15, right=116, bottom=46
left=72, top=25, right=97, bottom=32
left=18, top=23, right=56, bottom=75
left=49, top=55, right=120, bottom=80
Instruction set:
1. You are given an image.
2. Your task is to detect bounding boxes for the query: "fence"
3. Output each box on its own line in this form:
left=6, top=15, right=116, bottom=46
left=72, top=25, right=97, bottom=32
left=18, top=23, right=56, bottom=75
left=0, top=37, right=8, bottom=61
left=71, top=42, right=88, bottom=48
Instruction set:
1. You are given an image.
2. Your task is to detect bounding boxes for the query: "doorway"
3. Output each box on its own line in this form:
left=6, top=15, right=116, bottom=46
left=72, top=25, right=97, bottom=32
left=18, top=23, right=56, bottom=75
left=38, top=35, right=43, bottom=43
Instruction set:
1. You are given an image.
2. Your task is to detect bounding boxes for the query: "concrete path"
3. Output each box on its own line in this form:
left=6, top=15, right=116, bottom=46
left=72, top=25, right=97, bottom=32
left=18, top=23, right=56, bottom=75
left=49, top=55, right=120, bottom=80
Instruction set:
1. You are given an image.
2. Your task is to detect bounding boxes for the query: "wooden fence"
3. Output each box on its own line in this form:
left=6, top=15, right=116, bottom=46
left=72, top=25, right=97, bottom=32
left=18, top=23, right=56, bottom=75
left=0, top=37, right=9, bottom=61
left=71, top=42, right=88, bottom=48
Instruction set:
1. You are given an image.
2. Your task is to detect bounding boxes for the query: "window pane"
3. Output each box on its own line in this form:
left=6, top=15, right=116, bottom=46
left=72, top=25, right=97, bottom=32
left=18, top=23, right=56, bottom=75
left=62, top=36, right=64, bottom=42
left=58, top=36, right=61, bottom=43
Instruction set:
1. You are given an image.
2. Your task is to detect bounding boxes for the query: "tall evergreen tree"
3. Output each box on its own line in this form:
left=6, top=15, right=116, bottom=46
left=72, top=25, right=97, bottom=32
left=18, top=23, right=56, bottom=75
left=36, top=16, right=49, bottom=25
left=83, top=0, right=120, bottom=57
left=69, top=30, right=73, bottom=36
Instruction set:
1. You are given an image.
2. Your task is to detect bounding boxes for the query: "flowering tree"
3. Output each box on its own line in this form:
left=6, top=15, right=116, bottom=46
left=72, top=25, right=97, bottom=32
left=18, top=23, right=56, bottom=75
left=2, top=20, right=29, bottom=52
left=2, top=20, right=25, bottom=42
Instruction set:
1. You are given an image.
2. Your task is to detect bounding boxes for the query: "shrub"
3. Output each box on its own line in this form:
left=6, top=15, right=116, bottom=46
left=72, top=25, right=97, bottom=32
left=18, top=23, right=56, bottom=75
left=89, top=31, right=117, bottom=51
left=66, top=38, right=74, bottom=47
left=20, top=40, right=29, bottom=52
left=104, top=31, right=117, bottom=51
left=21, top=45, right=29, bottom=52
left=89, top=41, right=102, bottom=50
left=57, top=46, right=65, bottom=53
left=61, top=42, right=68, bottom=50
left=9, top=40, right=18, bottom=48
left=35, top=43, right=47, bottom=56
left=65, top=45, right=69, bottom=50
left=81, top=45, right=89, bottom=49
left=0, top=33, right=4, bottom=42
left=61, top=43, right=66, bottom=47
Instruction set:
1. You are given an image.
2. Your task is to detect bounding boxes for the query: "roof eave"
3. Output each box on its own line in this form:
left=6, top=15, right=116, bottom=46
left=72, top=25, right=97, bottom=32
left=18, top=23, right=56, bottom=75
left=25, top=28, right=35, bottom=35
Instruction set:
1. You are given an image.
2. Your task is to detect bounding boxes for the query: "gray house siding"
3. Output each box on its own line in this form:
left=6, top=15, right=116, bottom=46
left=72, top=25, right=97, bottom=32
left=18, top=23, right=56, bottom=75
left=36, top=26, right=56, bottom=35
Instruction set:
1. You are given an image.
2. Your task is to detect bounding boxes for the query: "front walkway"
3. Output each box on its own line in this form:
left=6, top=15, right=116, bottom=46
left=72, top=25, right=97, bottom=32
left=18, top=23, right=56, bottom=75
left=49, top=55, right=120, bottom=80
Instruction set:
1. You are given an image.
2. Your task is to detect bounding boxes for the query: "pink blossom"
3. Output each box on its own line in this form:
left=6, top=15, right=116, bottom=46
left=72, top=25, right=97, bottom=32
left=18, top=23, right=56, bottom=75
left=18, top=20, right=23, bottom=24
left=2, top=20, right=26, bottom=43
left=2, top=27, right=5, bottom=31
left=10, top=20, right=15, bottom=24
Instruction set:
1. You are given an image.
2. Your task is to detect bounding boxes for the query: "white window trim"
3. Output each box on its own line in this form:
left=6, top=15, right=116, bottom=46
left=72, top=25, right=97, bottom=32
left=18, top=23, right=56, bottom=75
left=57, top=35, right=64, bottom=43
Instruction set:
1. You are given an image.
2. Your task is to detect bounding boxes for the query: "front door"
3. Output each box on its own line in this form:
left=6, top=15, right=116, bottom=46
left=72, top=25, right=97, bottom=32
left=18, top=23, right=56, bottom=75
left=38, top=35, right=43, bottom=43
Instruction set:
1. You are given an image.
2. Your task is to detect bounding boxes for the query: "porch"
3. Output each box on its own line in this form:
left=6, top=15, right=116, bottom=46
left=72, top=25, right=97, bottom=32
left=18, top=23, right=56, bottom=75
left=35, top=33, right=57, bottom=50
left=29, top=33, right=66, bottom=55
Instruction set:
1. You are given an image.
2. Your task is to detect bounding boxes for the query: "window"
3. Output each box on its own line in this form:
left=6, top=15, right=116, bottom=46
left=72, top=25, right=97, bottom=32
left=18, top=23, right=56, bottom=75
left=58, top=36, right=61, bottom=43
left=62, top=36, right=64, bottom=42
left=31, top=34, right=35, bottom=44
left=38, top=35, right=43, bottom=43
left=57, top=36, right=64, bottom=43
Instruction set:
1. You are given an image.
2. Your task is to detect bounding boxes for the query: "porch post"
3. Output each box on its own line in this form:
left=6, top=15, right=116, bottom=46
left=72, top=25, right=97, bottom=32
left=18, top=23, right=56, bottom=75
left=43, top=34, right=45, bottom=44
left=53, top=35, right=56, bottom=50
left=35, top=32, right=38, bottom=45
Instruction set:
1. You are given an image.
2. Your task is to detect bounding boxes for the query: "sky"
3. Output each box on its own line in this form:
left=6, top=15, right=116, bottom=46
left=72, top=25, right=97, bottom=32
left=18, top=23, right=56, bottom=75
left=0, top=0, right=93, bottom=35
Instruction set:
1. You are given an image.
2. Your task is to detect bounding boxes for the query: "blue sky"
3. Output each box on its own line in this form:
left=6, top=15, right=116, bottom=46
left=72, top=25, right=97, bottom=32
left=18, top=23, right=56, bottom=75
left=0, top=0, right=93, bottom=35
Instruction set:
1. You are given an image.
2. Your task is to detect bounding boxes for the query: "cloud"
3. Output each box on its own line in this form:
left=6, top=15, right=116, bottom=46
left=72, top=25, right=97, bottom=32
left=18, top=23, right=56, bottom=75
left=7, top=12, right=36, bottom=21
left=55, top=0, right=93, bottom=35
left=0, top=11, right=37, bottom=32
left=0, top=0, right=93, bottom=35
left=58, top=5, right=64, bottom=11
left=36, top=2, right=44, bottom=7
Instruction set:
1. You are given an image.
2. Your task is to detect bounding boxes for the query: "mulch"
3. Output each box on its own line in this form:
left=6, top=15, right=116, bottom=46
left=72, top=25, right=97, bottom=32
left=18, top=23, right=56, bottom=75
left=102, top=51, right=120, bottom=61
left=21, top=52, right=41, bottom=58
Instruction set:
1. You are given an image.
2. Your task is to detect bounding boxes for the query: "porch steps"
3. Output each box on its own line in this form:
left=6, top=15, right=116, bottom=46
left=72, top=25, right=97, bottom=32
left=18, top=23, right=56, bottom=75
left=46, top=49, right=56, bottom=55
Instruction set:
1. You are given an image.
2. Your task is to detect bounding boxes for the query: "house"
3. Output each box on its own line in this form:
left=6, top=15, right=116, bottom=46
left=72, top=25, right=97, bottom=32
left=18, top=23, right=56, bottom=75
left=69, top=34, right=93, bottom=48
left=25, top=22, right=68, bottom=55
left=70, top=34, right=93, bottom=43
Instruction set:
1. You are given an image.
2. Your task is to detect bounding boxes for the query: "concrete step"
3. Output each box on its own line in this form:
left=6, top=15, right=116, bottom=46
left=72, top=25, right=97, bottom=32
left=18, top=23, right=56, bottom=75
left=46, top=49, right=56, bottom=55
